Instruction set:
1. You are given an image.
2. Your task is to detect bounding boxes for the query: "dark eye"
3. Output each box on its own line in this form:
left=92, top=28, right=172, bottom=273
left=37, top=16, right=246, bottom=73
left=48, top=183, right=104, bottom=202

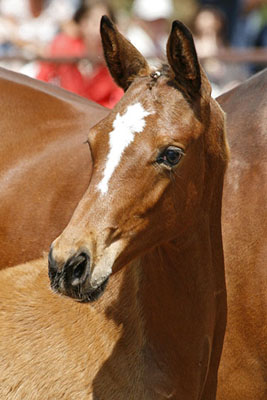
left=156, top=146, right=184, bottom=167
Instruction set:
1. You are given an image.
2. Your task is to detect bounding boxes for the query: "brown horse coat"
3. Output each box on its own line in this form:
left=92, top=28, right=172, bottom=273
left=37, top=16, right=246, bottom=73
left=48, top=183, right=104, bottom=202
left=0, top=67, right=108, bottom=268
left=0, top=19, right=266, bottom=400
left=218, top=69, right=267, bottom=400
left=0, top=18, right=228, bottom=399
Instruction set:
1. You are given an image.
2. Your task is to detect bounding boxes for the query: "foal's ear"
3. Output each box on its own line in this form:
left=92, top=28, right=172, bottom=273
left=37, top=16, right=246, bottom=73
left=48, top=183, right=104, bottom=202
left=100, top=15, right=150, bottom=91
left=167, top=20, right=203, bottom=97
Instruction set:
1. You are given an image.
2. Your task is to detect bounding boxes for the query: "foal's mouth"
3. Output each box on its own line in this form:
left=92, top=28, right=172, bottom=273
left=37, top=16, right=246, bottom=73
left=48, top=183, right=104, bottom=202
left=49, top=273, right=110, bottom=303
left=48, top=240, right=124, bottom=303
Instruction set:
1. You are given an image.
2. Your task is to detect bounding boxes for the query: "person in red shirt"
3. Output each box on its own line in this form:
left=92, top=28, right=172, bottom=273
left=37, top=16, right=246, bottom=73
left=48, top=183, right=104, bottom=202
left=37, top=0, right=123, bottom=108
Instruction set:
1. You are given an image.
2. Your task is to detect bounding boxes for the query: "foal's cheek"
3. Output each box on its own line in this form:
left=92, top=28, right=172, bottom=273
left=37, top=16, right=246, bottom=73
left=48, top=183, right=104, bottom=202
left=185, top=181, right=200, bottom=212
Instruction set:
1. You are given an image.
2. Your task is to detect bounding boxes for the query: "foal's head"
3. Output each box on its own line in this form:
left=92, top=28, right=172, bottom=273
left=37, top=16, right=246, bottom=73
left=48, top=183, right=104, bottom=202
left=48, top=17, right=228, bottom=302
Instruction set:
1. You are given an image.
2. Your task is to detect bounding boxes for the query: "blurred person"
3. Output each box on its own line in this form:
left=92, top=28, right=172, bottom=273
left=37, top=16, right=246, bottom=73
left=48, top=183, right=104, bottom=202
left=231, top=0, right=267, bottom=73
left=28, top=0, right=82, bottom=18
left=0, top=0, right=79, bottom=56
left=192, top=6, right=247, bottom=96
left=232, top=0, right=267, bottom=47
left=126, top=0, right=173, bottom=61
left=198, top=0, right=240, bottom=43
left=252, top=0, right=267, bottom=73
left=192, top=6, right=227, bottom=58
left=37, top=0, right=123, bottom=108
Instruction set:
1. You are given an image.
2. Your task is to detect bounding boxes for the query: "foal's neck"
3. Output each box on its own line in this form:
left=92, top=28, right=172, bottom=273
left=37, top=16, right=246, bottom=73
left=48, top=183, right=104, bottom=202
left=133, top=214, right=225, bottom=398
left=140, top=222, right=214, bottom=331
left=97, top=195, right=226, bottom=398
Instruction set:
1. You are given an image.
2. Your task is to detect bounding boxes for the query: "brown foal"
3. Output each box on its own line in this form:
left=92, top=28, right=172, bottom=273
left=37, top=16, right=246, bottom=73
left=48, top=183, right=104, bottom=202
left=0, top=18, right=228, bottom=399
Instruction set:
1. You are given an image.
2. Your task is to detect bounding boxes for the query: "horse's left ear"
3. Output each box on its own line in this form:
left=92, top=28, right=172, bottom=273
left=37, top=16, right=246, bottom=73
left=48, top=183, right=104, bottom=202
left=167, top=20, right=210, bottom=98
left=100, top=15, right=150, bottom=91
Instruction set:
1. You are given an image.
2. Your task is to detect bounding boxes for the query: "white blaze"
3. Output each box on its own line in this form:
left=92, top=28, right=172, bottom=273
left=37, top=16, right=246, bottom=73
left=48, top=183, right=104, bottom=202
left=98, top=102, right=151, bottom=194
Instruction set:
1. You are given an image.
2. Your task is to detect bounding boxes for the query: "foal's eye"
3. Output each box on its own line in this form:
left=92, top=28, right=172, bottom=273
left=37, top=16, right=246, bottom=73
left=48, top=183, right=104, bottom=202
left=156, top=146, right=185, bottom=168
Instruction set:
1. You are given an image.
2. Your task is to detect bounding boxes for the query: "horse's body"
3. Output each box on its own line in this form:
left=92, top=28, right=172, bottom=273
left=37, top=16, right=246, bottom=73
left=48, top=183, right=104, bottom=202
left=0, top=18, right=228, bottom=399
left=217, top=69, right=267, bottom=399
left=0, top=19, right=266, bottom=400
left=0, top=67, right=108, bottom=268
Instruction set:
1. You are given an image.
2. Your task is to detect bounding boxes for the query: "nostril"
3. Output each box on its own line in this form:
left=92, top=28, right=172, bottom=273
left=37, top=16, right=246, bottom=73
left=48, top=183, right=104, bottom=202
left=73, top=258, right=87, bottom=279
left=69, top=252, right=90, bottom=286
left=48, top=246, right=57, bottom=280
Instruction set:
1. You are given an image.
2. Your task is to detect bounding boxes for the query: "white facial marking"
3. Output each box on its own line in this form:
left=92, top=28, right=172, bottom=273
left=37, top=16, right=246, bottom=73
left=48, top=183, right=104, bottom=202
left=98, top=102, right=151, bottom=194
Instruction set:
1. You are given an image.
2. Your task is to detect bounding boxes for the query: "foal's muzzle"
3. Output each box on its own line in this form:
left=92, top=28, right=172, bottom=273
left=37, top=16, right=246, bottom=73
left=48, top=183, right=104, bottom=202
left=48, top=248, right=90, bottom=284
left=48, top=248, right=108, bottom=302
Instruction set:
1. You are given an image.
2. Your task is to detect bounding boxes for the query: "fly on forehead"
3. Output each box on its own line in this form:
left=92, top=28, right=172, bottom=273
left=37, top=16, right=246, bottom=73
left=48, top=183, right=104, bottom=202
left=147, top=69, right=163, bottom=89
left=151, top=70, right=161, bottom=80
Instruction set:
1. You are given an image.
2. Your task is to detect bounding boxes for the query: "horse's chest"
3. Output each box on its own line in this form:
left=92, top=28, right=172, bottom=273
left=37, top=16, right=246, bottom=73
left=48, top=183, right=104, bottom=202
left=92, top=342, right=175, bottom=399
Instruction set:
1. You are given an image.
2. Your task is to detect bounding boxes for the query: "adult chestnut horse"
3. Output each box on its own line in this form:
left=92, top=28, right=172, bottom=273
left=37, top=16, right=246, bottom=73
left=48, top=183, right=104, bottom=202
left=0, top=17, right=228, bottom=399
left=217, top=69, right=267, bottom=399
left=0, top=67, right=109, bottom=269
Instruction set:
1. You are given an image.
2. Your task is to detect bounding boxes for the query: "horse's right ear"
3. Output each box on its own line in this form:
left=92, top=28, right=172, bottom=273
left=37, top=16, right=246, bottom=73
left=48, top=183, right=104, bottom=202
left=167, top=20, right=210, bottom=98
left=100, top=16, right=150, bottom=91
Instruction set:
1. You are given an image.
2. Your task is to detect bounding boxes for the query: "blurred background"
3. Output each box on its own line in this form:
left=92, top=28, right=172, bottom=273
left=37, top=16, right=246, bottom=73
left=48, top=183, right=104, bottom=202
left=0, top=0, right=266, bottom=106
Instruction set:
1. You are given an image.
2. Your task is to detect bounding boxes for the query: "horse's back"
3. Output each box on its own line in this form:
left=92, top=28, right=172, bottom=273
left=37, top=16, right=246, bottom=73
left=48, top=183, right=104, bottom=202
left=0, top=68, right=108, bottom=268
left=0, top=66, right=105, bottom=170
left=218, top=69, right=267, bottom=399
left=219, top=68, right=266, bottom=163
